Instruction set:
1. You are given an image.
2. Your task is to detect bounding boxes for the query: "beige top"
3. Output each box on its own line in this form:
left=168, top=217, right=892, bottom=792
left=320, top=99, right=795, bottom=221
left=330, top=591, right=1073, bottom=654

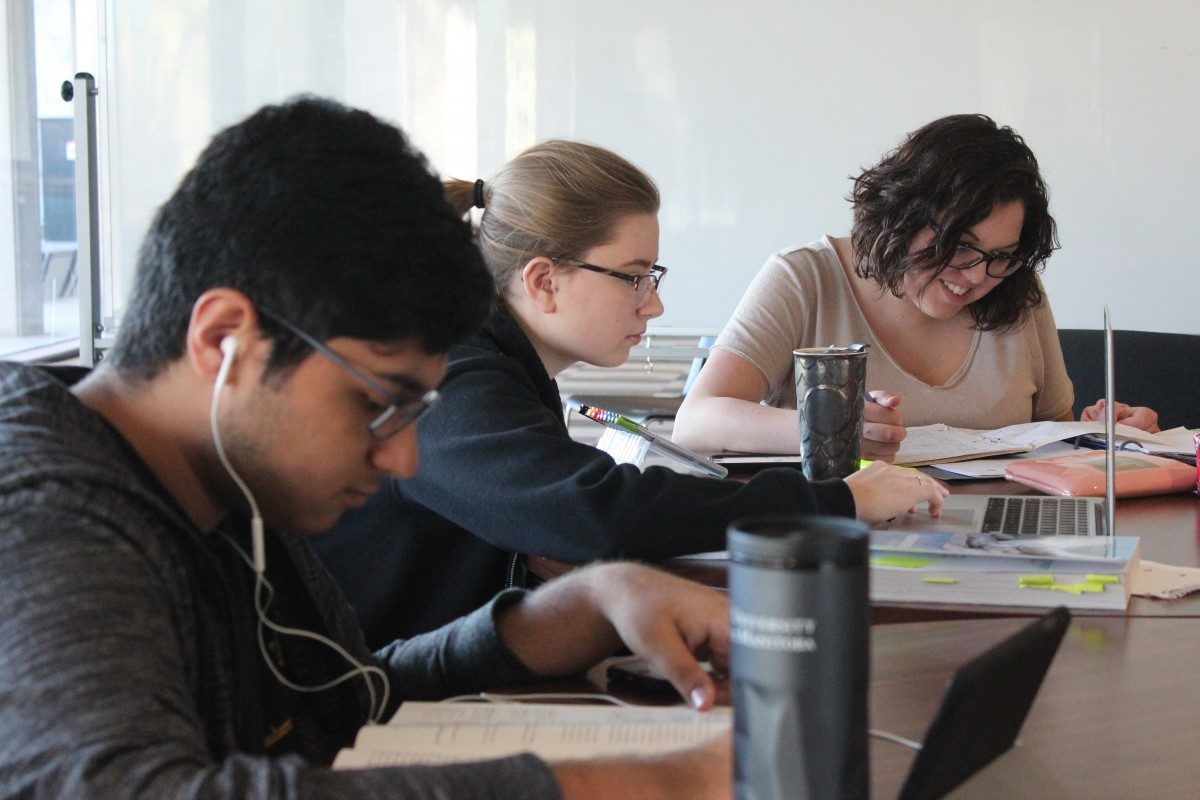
left=714, top=236, right=1075, bottom=429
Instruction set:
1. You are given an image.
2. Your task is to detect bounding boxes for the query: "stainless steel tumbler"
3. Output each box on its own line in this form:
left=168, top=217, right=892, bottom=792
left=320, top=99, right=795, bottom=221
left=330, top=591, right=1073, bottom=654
left=729, top=515, right=870, bottom=800
left=793, top=345, right=868, bottom=481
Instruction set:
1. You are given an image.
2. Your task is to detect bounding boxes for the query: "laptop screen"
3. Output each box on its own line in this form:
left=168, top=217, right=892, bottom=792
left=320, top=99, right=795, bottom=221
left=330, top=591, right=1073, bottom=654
left=896, top=607, right=1070, bottom=800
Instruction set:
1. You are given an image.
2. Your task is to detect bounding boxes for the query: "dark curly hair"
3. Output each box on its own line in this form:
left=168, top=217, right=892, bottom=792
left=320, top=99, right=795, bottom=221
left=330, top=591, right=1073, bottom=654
left=109, top=97, right=493, bottom=381
left=849, top=114, right=1058, bottom=332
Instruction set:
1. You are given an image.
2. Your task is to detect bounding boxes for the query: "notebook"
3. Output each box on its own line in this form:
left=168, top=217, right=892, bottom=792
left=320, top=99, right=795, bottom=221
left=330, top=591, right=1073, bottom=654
left=895, top=607, right=1071, bottom=800
left=876, top=308, right=1118, bottom=539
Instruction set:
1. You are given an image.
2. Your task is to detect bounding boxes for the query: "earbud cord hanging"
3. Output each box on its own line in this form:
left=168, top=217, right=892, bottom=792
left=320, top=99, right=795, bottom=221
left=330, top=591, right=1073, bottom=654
left=210, top=343, right=390, bottom=723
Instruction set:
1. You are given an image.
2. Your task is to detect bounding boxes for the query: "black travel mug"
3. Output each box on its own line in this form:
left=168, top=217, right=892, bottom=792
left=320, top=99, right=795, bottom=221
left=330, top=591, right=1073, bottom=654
left=728, top=515, right=870, bottom=800
left=793, top=345, right=868, bottom=481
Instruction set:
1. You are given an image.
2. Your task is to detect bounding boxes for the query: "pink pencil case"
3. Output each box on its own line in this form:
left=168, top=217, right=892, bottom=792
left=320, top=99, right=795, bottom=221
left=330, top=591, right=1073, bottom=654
left=1004, top=451, right=1196, bottom=498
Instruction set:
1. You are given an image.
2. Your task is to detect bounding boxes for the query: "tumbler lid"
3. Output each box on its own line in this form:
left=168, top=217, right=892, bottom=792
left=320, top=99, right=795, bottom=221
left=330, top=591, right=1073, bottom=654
left=727, top=515, right=868, bottom=569
left=793, top=343, right=869, bottom=358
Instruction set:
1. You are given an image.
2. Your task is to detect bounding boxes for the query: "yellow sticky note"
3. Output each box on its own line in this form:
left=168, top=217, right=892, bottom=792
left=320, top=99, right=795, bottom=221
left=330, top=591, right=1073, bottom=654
left=1085, top=574, right=1119, bottom=584
left=922, top=577, right=957, bottom=585
left=1018, top=574, right=1055, bottom=587
left=871, top=556, right=935, bottom=569
left=1048, top=581, right=1108, bottom=595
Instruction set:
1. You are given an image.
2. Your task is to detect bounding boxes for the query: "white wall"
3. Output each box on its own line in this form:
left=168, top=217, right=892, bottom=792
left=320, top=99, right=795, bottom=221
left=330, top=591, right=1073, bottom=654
left=91, top=0, right=1199, bottom=333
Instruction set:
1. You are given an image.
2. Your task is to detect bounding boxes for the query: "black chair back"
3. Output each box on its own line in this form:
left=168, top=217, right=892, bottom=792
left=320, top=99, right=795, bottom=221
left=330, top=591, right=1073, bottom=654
left=1057, top=329, right=1200, bottom=429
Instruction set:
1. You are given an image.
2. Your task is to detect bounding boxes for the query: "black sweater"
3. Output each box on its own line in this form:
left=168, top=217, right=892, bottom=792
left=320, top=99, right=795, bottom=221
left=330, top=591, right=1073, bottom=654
left=314, top=306, right=855, bottom=646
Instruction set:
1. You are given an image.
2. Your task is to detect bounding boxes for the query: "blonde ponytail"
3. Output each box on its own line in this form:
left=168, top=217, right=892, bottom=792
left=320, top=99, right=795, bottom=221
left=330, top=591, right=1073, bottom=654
left=445, top=140, right=659, bottom=300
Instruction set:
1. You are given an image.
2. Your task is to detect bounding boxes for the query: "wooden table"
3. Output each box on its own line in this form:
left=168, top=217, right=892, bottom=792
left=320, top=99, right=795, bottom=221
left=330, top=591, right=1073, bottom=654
left=870, top=615, right=1200, bottom=798
left=663, top=480, right=1200, bottom=620
left=524, top=614, right=1199, bottom=798
left=515, top=453, right=1200, bottom=793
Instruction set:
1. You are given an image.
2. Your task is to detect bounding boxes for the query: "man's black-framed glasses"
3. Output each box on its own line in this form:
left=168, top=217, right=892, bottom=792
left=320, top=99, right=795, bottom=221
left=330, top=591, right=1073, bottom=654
left=262, top=311, right=439, bottom=440
left=559, top=260, right=667, bottom=306
left=929, top=223, right=1028, bottom=279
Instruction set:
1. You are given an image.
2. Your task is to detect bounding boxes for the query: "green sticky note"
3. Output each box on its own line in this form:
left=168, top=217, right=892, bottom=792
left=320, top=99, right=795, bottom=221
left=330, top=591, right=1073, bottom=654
left=922, top=577, right=957, bottom=585
left=1018, top=574, right=1055, bottom=587
left=1049, top=582, right=1102, bottom=595
left=871, top=556, right=935, bottom=569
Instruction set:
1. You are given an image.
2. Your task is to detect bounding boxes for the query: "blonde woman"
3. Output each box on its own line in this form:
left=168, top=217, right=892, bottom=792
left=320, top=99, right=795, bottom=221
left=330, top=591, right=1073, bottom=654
left=314, top=140, right=946, bottom=644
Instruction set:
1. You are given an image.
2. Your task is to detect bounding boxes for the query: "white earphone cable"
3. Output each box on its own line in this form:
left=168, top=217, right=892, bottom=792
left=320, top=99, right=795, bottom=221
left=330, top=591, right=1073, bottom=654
left=210, top=338, right=390, bottom=723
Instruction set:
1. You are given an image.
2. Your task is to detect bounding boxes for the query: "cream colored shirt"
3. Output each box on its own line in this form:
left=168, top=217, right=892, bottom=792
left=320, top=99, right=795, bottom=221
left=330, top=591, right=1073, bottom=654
left=714, top=236, right=1075, bottom=429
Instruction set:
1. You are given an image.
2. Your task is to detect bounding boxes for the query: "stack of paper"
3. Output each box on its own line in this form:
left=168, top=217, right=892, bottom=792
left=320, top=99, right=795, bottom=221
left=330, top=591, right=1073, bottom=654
left=893, top=420, right=1178, bottom=467
left=869, top=532, right=1141, bottom=610
left=333, top=702, right=731, bottom=769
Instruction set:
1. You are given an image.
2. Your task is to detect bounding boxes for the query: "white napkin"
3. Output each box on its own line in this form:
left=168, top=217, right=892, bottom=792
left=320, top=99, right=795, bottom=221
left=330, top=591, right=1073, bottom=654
left=1130, top=560, right=1200, bottom=600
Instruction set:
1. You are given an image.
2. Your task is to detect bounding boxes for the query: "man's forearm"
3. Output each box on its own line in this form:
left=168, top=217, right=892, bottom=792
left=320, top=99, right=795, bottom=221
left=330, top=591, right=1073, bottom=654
left=496, top=561, right=729, bottom=714
left=551, top=736, right=731, bottom=800
left=495, top=563, right=621, bottom=676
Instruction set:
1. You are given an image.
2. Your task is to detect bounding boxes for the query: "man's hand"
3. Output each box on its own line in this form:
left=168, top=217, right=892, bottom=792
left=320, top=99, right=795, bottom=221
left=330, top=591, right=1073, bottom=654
left=553, top=732, right=731, bottom=800
left=498, top=564, right=732, bottom=800
left=587, top=564, right=729, bottom=709
left=1081, top=399, right=1161, bottom=433
left=496, top=563, right=729, bottom=709
left=862, top=390, right=905, bottom=462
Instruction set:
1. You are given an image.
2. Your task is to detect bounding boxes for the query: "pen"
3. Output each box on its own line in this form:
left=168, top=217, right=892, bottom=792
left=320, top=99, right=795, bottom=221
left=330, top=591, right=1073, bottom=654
left=575, top=404, right=728, bottom=478
left=578, top=405, right=643, bottom=435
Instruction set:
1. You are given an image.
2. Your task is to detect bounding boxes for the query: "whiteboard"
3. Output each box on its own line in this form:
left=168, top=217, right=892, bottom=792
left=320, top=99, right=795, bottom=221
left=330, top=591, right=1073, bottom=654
left=96, top=0, right=1199, bottom=334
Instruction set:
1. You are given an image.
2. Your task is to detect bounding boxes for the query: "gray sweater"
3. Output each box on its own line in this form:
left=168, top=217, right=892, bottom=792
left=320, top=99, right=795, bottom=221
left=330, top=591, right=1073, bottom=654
left=0, top=362, right=562, bottom=800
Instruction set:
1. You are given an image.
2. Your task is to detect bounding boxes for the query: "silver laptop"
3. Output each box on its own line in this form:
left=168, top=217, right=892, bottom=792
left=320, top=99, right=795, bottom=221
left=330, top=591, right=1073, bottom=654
left=876, top=309, right=1117, bottom=538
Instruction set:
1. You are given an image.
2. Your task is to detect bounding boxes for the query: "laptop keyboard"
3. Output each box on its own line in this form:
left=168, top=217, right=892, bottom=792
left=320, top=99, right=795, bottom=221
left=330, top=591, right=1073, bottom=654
left=980, top=497, right=1091, bottom=536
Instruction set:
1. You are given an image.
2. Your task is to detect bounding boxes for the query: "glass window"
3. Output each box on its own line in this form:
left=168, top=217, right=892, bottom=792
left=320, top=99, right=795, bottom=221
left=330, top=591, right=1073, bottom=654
left=1, top=0, right=78, bottom=359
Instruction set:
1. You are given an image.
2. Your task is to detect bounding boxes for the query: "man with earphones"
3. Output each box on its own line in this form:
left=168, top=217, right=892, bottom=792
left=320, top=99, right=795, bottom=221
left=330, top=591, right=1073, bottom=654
left=0, top=98, right=729, bottom=800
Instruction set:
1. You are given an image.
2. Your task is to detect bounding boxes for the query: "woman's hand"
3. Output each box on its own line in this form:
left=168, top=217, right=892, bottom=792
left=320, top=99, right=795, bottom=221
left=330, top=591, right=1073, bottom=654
left=1081, top=399, right=1160, bottom=433
left=862, top=390, right=906, bottom=462
left=843, top=461, right=949, bottom=524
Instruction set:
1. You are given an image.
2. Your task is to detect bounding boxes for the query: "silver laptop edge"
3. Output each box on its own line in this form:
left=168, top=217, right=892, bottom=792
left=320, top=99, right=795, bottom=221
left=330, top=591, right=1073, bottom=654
left=875, top=308, right=1118, bottom=541
left=1103, top=307, right=1116, bottom=543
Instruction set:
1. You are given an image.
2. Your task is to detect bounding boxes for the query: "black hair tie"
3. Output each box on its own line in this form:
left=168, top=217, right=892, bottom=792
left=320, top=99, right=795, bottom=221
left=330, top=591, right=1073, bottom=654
left=473, top=178, right=486, bottom=209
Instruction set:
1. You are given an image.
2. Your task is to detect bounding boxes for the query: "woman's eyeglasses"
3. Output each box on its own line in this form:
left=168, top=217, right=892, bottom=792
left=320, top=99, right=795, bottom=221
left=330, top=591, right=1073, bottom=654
left=929, top=223, right=1028, bottom=279
left=558, top=260, right=667, bottom=306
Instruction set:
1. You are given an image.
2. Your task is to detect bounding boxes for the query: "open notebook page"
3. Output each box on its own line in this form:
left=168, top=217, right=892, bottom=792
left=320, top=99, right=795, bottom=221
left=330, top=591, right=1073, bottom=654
left=895, top=420, right=1172, bottom=467
left=333, top=702, right=730, bottom=768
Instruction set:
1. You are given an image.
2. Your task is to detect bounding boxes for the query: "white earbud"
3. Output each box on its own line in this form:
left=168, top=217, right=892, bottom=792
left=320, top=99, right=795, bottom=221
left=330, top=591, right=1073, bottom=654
left=211, top=332, right=264, bottom=573
left=207, top=327, right=389, bottom=722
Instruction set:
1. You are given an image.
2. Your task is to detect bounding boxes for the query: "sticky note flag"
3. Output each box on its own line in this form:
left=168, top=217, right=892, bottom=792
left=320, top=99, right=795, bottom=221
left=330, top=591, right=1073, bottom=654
left=1085, top=574, right=1119, bottom=584
left=1049, top=582, right=1108, bottom=595
left=922, top=577, right=957, bottom=585
left=871, top=556, right=935, bottom=569
left=1018, top=574, right=1055, bottom=587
